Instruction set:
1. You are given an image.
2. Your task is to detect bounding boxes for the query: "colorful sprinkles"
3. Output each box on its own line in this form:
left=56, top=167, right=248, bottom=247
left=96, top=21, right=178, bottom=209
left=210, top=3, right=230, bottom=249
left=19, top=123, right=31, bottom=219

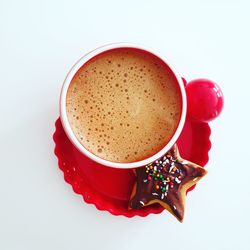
left=144, top=154, right=185, bottom=199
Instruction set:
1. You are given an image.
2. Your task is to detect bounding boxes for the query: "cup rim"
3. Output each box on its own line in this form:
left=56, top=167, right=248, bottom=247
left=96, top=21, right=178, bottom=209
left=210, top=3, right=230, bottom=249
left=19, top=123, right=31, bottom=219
left=60, top=42, right=187, bottom=169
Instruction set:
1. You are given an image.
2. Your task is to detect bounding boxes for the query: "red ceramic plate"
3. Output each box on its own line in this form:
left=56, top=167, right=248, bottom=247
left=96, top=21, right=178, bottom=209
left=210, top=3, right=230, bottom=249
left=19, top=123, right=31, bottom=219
left=53, top=117, right=211, bottom=217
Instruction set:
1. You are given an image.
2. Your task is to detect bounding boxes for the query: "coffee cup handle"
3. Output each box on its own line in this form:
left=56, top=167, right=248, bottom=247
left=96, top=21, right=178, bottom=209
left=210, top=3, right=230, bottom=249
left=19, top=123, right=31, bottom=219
left=182, top=78, right=224, bottom=123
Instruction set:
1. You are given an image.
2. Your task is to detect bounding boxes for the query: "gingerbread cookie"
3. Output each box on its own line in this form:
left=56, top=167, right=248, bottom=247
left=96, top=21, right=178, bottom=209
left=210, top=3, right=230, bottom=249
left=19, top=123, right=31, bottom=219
left=129, top=144, right=207, bottom=222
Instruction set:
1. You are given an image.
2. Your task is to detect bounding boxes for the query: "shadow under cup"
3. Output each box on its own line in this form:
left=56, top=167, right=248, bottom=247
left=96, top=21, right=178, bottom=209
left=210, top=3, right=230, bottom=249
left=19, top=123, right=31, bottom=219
left=60, top=44, right=187, bottom=169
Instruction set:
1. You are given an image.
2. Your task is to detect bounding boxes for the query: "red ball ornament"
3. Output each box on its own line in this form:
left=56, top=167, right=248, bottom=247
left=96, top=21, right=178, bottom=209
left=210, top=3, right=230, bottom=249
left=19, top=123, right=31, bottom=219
left=185, top=79, right=224, bottom=122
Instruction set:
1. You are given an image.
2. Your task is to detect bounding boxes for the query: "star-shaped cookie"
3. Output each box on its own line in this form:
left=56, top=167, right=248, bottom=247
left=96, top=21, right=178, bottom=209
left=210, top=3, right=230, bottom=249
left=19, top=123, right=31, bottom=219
left=129, top=144, right=207, bottom=222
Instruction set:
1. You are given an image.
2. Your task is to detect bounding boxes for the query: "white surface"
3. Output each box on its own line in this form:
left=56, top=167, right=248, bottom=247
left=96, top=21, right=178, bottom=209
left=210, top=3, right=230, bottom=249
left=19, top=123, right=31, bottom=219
left=60, top=42, right=187, bottom=169
left=0, top=1, right=249, bottom=250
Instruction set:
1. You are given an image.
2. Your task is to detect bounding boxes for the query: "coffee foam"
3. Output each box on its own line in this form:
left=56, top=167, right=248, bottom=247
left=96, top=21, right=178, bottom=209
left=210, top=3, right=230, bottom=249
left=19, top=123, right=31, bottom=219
left=66, top=48, right=182, bottom=163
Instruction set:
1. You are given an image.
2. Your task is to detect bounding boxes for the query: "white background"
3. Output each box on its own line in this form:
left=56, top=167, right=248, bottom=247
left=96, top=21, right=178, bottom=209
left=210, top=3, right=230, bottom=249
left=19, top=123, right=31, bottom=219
left=0, top=0, right=249, bottom=249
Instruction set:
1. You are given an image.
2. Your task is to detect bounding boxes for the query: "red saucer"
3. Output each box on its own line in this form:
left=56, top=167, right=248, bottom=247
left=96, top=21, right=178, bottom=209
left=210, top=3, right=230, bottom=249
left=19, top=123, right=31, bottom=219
left=53, top=117, right=211, bottom=217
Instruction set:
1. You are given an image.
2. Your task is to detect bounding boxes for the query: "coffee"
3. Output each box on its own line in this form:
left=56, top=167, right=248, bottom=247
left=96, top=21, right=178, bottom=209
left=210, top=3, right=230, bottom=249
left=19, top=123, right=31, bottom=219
left=66, top=48, right=182, bottom=163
